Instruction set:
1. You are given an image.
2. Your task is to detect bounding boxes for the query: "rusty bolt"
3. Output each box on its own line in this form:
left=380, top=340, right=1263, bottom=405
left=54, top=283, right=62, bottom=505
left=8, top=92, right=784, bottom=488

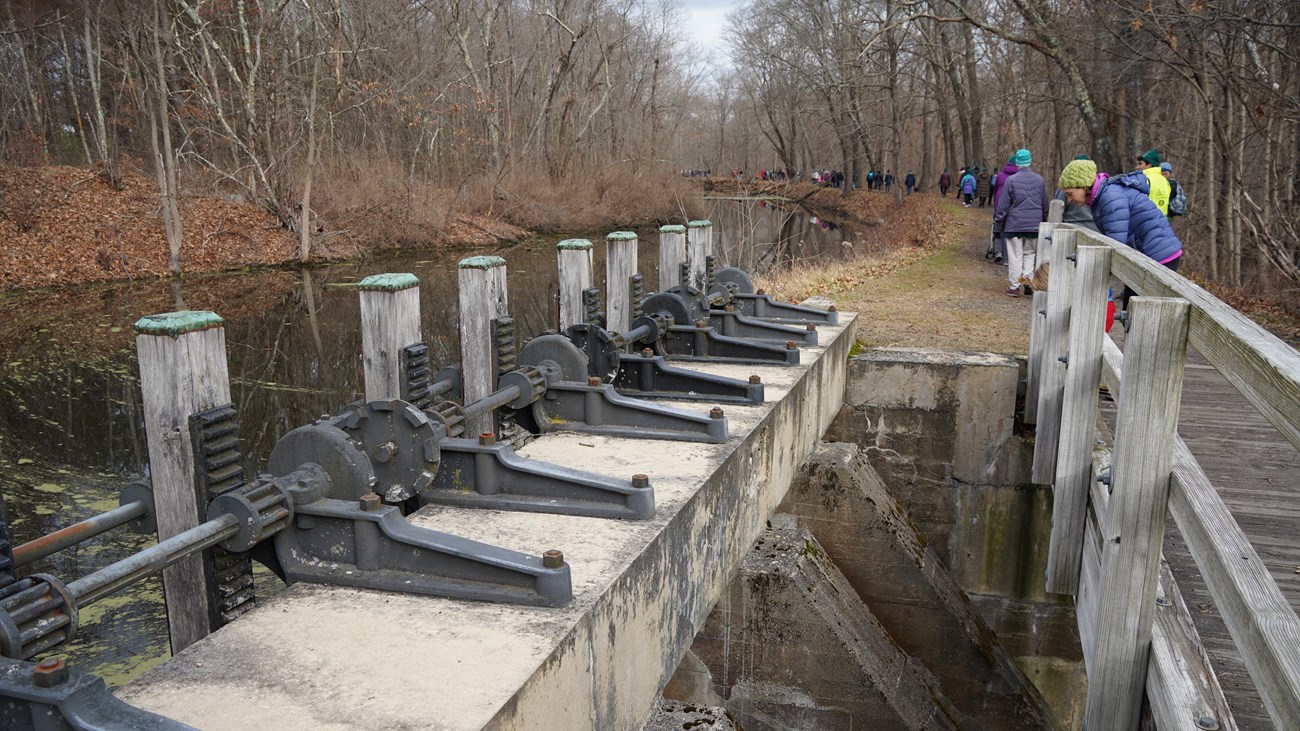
left=542, top=549, right=564, bottom=568
left=631, top=474, right=650, bottom=489
left=642, top=348, right=654, bottom=357
left=828, top=305, right=837, bottom=312
left=33, top=657, right=68, bottom=688
left=725, top=304, right=735, bottom=312
left=587, top=376, right=602, bottom=387
left=756, top=288, right=766, bottom=295
left=478, top=432, right=497, bottom=446
left=359, top=493, right=381, bottom=512
left=372, top=441, right=397, bottom=463
left=748, top=374, right=761, bottom=385
left=710, top=407, right=724, bottom=420
left=785, top=341, right=798, bottom=350
left=806, top=323, right=817, bottom=331
left=1195, top=717, right=1220, bottom=730
left=695, top=320, right=709, bottom=329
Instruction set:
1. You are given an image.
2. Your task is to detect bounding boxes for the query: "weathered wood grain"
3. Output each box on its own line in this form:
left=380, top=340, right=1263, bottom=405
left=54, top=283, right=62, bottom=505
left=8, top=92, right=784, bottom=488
left=557, top=239, right=594, bottom=330
left=1031, top=227, right=1078, bottom=484
left=1085, top=296, right=1191, bottom=731
left=605, top=232, right=638, bottom=336
left=657, top=224, right=686, bottom=292
left=686, top=220, right=712, bottom=290
left=134, top=312, right=231, bottom=653
left=358, top=274, right=422, bottom=402
left=458, top=256, right=509, bottom=436
left=1025, top=290, right=1048, bottom=426
left=1046, top=244, right=1111, bottom=594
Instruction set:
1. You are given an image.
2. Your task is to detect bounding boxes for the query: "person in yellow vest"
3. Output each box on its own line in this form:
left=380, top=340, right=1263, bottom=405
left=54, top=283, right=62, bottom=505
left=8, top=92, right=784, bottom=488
left=1135, top=148, right=1171, bottom=215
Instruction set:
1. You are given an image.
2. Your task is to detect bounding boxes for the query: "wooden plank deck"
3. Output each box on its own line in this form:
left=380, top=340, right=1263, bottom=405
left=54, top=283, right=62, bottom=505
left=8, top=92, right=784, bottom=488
left=1100, top=343, right=1300, bottom=731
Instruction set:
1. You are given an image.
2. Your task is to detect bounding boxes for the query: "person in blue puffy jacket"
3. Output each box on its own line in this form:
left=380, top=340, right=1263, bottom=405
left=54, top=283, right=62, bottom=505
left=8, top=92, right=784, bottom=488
left=1057, top=158, right=1183, bottom=307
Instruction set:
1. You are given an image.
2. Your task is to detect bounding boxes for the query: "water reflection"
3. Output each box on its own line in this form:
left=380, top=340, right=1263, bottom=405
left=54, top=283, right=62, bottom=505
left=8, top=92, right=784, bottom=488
left=0, top=200, right=846, bottom=685
left=701, top=197, right=862, bottom=274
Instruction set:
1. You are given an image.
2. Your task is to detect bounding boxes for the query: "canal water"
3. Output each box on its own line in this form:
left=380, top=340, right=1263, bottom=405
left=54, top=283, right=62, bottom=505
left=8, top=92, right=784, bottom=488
left=0, top=197, right=854, bottom=686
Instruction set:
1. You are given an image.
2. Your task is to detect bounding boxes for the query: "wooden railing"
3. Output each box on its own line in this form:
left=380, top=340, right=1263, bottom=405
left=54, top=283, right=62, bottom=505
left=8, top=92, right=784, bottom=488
left=1025, top=214, right=1300, bottom=731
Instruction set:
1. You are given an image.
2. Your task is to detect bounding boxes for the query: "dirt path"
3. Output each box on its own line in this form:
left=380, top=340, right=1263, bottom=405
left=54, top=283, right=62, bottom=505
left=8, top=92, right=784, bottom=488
left=818, top=198, right=1032, bottom=356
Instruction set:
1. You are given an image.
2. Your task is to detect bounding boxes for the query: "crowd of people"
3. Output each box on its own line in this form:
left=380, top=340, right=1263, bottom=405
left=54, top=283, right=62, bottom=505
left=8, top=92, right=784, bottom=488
left=989, top=147, right=1186, bottom=300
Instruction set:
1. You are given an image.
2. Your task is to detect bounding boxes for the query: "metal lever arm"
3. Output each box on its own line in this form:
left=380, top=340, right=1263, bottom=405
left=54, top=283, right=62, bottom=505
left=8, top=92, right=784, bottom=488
left=534, top=380, right=728, bottom=443
left=424, top=438, right=654, bottom=521
left=659, top=325, right=800, bottom=365
left=612, top=352, right=764, bottom=406
left=0, top=657, right=195, bottom=730
left=275, top=498, right=572, bottom=607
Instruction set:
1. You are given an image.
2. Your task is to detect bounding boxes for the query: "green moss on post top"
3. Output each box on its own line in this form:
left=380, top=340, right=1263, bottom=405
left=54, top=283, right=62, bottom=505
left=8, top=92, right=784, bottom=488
left=688, top=220, right=712, bottom=228
left=557, top=239, right=593, bottom=250
left=458, top=255, right=507, bottom=269
left=358, top=273, right=419, bottom=291
left=606, top=231, right=638, bottom=241
left=133, top=311, right=224, bottom=337
left=659, top=224, right=686, bottom=233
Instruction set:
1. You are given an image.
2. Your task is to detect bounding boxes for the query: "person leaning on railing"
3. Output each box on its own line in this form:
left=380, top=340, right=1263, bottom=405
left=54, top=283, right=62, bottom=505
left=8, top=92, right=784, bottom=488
left=1057, top=158, right=1184, bottom=310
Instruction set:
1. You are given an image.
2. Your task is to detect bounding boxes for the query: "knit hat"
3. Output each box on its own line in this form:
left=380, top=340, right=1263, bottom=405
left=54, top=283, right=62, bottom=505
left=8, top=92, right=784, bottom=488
left=1139, top=148, right=1162, bottom=166
left=1058, top=159, right=1098, bottom=189
left=1073, top=154, right=1091, bottom=161
left=1014, top=148, right=1032, bottom=166
left=1160, top=162, right=1173, bottom=173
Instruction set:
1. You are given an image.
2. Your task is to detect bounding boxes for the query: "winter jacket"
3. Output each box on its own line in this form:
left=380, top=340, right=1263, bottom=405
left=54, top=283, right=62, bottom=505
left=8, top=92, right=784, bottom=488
left=904, top=173, right=916, bottom=188
left=992, top=163, right=1018, bottom=207
left=975, top=172, right=992, bottom=197
left=1092, top=171, right=1183, bottom=263
left=938, top=172, right=952, bottom=188
left=993, top=167, right=1048, bottom=235
left=960, top=174, right=976, bottom=194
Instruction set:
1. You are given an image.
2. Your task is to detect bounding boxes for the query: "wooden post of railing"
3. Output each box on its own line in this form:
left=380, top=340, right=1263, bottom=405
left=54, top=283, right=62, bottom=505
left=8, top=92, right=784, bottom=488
left=458, top=255, right=508, bottom=436
left=606, top=231, right=638, bottom=335
left=1024, top=201, right=1065, bottom=426
left=1045, top=245, right=1111, bottom=594
left=658, top=224, right=687, bottom=291
left=1085, top=296, right=1191, bottom=731
left=134, top=310, right=231, bottom=653
left=557, top=239, right=593, bottom=330
left=1031, top=226, right=1077, bottom=484
left=358, top=273, right=421, bottom=402
left=686, top=220, right=712, bottom=290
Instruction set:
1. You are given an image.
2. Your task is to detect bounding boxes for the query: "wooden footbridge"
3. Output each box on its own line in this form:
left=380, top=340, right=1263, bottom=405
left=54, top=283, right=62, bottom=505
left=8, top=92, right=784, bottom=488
left=1025, top=204, right=1300, bottom=731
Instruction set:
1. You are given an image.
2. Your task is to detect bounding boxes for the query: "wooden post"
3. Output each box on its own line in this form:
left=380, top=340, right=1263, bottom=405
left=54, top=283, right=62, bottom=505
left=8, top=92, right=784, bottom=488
left=134, top=310, right=231, bottom=653
left=1031, top=227, right=1077, bottom=484
left=1023, top=207, right=1063, bottom=425
left=605, top=231, right=638, bottom=335
left=458, top=255, right=508, bottom=436
left=557, top=239, right=593, bottom=330
left=1045, top=245, right=1111, bottom=594
left=358, top=273, right=421, bottom=402
left=658, top=224, right=687, bottom=291
left=1085, top=296, right=1190, bottom=731
left=686, top=220, right=713, bottom=290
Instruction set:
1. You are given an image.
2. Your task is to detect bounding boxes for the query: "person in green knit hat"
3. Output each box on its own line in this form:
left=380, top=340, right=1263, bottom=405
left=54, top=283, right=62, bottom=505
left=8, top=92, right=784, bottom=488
left=1135, top=148, right=1171, bottom=215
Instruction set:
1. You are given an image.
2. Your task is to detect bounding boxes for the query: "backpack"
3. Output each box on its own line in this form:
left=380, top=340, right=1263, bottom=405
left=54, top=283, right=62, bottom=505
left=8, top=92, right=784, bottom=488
left=1168, top=180, right=1187, bottom=216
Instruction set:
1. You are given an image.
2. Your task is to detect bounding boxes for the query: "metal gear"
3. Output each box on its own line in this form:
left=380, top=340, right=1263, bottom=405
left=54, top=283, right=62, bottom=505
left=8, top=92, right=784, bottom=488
left=336, top=400, right=441, bottom=503
left=518, top=334, right=591, bottom=383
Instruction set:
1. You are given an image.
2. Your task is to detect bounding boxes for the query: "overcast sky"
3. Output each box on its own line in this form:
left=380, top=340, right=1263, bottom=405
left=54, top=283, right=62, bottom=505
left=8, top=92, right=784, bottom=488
left=681, top=0, right=738, bottom=62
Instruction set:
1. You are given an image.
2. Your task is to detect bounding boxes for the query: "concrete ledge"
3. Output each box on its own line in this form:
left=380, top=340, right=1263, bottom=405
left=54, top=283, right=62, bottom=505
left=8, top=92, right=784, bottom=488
left=118, top=315, right=857, bottom=730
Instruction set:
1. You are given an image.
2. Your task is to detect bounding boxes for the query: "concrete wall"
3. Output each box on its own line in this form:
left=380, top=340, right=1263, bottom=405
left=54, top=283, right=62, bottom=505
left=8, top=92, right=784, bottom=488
left=823, top=348, right=1084, bottom=727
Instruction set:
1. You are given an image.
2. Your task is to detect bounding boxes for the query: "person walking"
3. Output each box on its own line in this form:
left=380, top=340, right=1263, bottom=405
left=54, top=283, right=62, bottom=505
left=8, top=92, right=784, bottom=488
left=988, top=155, right=1019, bottom=263
left=904, top=170, right=916, bottom=195
left=993, top=148, right=1048, bottom=297
left=1161, top=162, right=1187, bottom=218
left=975, top=167, right=992, bottom=207
left=938, top=168, right=952, bottom=196
left=884, top=170, right=894, bottom=192
left=959, top=168, right=977, bottom=206
left=1057, top=158, right=1183, bottom=308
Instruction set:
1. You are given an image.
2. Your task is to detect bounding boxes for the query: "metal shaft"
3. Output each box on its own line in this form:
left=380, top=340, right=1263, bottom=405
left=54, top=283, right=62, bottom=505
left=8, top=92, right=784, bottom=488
left=461, top=383, right=521, bottom=421
left=13, top=500, right=149, bottom=568
left=66, top=515, right=239, bottom=607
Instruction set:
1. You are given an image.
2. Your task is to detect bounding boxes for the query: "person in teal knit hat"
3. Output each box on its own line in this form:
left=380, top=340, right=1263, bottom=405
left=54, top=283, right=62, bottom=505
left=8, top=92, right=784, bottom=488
left=1135, top=148, right=1171, bottom=215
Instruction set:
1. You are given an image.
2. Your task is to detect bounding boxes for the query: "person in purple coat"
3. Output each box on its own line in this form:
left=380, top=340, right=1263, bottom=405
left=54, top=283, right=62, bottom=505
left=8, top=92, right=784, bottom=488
left=938, top=169, right=952, bottom=196
left=1057, top=158, right=1183, bottom=308
left=993, top=149, right=1048, bottom=297
left=988, top=155, right=1019, bottom=263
